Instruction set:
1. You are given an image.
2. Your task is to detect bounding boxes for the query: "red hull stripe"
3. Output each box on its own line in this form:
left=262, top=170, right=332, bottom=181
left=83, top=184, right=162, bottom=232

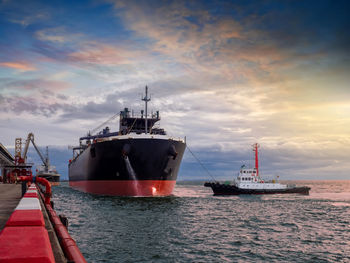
left=70, top=180, right=176, bottom=196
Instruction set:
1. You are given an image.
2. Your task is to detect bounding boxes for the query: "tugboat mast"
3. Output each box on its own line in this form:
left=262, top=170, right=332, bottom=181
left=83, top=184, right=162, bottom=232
left=142, top=86, right=151, bottom=134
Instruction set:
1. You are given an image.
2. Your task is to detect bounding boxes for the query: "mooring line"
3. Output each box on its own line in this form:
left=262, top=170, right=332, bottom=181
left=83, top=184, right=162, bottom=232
left=186, top=145, right=217, bottom=182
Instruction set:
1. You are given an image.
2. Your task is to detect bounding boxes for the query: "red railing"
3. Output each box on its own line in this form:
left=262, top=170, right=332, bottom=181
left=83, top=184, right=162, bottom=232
left=18, top=175, right=86, bottom=263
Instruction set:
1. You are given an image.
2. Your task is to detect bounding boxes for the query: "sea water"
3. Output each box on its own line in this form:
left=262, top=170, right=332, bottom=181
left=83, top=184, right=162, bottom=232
left=52, top=181, right=350, bottom=262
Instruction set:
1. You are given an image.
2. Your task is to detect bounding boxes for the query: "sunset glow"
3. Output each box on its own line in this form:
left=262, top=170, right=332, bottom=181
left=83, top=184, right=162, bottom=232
left=0, top=0, right=349, bottom=180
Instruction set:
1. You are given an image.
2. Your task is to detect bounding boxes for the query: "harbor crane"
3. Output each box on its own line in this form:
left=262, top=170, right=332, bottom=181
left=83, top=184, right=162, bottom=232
left=22, top=133, right=50, bottom=173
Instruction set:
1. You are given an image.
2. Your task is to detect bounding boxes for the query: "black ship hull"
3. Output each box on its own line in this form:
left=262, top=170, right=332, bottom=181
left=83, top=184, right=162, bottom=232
left=204, top=182, right=311, bottom=195
left=69, top=136, right=186, bottom=196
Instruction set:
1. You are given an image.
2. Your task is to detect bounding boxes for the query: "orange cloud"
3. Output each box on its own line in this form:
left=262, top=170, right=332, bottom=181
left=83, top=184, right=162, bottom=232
left=0, top=61, right=37, bottom=71
left=69, top=43, right=125, bottom=65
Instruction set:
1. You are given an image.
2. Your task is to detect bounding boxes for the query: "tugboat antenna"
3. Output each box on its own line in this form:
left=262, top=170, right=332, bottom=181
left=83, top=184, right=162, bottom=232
left=142, top=85, right=151, bottom=134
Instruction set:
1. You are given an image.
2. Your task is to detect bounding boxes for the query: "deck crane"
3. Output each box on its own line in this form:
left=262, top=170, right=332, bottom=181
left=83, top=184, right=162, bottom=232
left=88, top=113, right=119, bottom=136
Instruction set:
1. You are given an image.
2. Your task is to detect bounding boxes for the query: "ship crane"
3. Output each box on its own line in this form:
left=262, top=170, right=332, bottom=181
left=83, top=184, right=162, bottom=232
left=89, top=113, right=119, bottom=136
left=22, top=133, right=49, bottom=172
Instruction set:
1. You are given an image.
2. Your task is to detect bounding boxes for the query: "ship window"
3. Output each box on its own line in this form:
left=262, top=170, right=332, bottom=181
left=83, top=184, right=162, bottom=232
left=253, top=171, right=256, bottom=173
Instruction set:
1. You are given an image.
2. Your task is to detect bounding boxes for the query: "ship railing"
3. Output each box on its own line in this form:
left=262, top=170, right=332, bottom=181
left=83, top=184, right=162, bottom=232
left=121, top=111, right=160, bottom=120
left=79, top=131, right=120, bottom=141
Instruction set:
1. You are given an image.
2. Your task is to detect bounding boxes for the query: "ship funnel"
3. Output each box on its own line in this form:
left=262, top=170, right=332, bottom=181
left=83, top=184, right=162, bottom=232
left=252, top=143, right=260, bottom=176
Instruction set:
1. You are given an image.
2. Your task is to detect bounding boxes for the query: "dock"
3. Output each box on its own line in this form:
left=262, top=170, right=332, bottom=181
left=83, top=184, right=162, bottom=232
left=0, top=183, right=67, bottom=262
left=0, top=140, right=86, bottom=262
left=0, top=184, right=21, bottom=230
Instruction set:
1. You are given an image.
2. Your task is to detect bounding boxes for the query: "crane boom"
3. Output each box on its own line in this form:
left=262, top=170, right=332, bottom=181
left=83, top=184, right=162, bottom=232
left=22, top=133, right=34, bottom=162
left=22, top=133, right=48, bottom=167
left=89, top=113, right=119, bottom=136
left=31, top=139, right=47, bottom=167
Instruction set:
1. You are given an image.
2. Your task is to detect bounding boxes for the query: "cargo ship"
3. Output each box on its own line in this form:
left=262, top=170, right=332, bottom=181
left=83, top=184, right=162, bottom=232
left=205, top=143, right=310, bottom=195
left=69, top=86, right=186, bottom=196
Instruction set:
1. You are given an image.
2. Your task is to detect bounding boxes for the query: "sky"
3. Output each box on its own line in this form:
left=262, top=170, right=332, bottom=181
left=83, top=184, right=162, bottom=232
left=0, top=0, right=350, bottom=180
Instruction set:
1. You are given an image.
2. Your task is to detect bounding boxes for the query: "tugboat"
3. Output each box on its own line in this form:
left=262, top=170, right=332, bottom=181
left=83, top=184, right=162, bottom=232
left=204, top=143, right=310, bottom=195
left=69, top=86, right=186, bottom=196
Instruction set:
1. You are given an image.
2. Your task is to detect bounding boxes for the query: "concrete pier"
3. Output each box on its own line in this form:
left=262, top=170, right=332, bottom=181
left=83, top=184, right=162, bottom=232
left=0, top=183, right=67, bottom=262
left=0, top=184, right=21, bottom=230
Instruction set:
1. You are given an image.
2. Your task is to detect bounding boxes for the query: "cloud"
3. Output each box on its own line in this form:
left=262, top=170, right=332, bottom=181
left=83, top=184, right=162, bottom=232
left=0, top=78, right=73, bottom=117
left=68, top=42, right=131, bottom=65
left=181, top=142, right=350, bottom=180
left=0, top=61, right=37, bottom=71
left=35, top=27, right=83, bottom=43
left=0, top=78, right=71, bottom=93
left=0, top=0, right=50, bottom=27
left=1, top=0, right=350, bottom=180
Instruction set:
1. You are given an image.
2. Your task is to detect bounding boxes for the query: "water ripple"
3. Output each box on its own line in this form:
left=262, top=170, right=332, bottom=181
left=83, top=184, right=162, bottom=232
left=52, top=181, right=350, bottom=262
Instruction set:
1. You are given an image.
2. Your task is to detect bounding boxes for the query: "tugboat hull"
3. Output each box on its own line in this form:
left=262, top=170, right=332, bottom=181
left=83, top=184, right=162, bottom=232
left=204, top=182, right=311, bottom=195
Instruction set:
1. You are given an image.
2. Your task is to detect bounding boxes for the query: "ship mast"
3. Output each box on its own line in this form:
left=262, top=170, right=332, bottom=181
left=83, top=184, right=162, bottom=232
left=142, top=86, right=151, bottom=134
left=253, top=143, right=260, bottom=176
